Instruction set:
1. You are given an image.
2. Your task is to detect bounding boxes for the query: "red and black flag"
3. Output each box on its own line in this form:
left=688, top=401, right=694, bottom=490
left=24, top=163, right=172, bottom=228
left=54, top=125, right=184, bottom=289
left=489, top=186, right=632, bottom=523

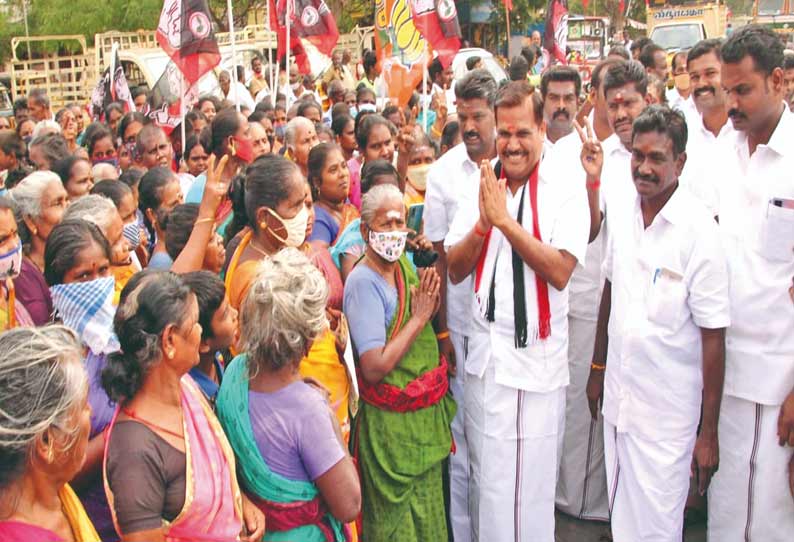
left=147, top=61, right=200, bottom=135
left=269, top=0, right=340, bottom=74
left=410, top=0, right=462, bottom=68
left=544, top=0, right=569, bottom=65
left=156, top=0, right=221, bottom=86
left=90, top=48, right=135, bottom=121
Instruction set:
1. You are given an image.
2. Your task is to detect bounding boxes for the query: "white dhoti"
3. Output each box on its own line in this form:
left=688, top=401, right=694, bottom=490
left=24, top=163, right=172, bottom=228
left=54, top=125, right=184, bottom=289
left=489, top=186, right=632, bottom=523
left=449, top=331, right=471, bottom=542
left=556, top=315, right=609, bottom=521
left=604, top=421, right=694, bottom=542
left=708, top=394, right=794, bottom=542
left=465, top=362, right=565, bottom=542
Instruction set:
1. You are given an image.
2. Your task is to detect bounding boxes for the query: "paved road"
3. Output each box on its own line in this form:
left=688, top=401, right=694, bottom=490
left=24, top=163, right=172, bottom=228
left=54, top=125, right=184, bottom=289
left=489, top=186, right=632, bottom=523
left=555, top=511, right=707, bottom=542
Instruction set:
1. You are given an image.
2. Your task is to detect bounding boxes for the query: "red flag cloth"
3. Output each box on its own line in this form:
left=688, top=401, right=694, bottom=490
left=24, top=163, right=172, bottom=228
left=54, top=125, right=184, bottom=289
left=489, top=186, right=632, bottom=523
left=410, top=0, right=462, bottom=68
left=147, top=61, right=199, bottom=135
left=90, top=49, right=135, bottom=121
left=156, top=0, right=221, bottom=86
left=503, top=0, right=514, bottom=11
left=269, top=0, right=339, bottom=75
left=582, top=0, right=589, bottom=9
left=544, top=0, right=569, bottom=65
left=619, top=0, right=625, bottom=13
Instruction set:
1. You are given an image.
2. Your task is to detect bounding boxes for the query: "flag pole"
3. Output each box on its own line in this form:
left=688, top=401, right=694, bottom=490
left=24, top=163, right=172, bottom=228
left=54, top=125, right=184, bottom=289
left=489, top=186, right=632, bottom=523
left=227, top=0, right=240, bottom=111
left=422, top=40, right=428, bottom=133
left=505, top=2, right=511, bottom=57
left=180, top=72, right=187, bottom=170
left=286, top=0, right=292, bottom=109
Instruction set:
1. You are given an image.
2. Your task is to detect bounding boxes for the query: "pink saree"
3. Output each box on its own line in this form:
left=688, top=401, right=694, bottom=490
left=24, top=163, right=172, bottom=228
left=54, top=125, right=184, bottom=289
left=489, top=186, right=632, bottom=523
left=103, top=376, right=243, bottom=541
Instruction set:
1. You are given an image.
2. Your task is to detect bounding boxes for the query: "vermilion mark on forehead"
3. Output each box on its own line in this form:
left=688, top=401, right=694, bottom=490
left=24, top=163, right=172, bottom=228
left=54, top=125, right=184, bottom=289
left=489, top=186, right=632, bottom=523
left=613, top=92, right=625, bottom=104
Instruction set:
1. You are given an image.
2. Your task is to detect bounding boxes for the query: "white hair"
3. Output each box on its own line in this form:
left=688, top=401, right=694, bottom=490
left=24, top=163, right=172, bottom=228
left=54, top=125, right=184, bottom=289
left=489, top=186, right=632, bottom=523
left=63, top=194, right=118, bottom=235
left=9, top=170, right=61, bottom=219
left=31, top=120, right=61, bottom=140
left=92, top=163, right=119, bottom=181
left=285, top=116, right=314, bottom=147
left=0, top=325, right=86, bottom=488
left=360, top=183, right=404, bottom=227
left=240, top=248, right=328, bottom=373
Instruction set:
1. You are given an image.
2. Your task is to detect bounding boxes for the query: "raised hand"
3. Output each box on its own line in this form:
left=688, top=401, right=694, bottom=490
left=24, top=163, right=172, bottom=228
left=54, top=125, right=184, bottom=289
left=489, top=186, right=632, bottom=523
left=574, top=117, right=603, bottom=181
left=198, top=154, right=230, bottom=220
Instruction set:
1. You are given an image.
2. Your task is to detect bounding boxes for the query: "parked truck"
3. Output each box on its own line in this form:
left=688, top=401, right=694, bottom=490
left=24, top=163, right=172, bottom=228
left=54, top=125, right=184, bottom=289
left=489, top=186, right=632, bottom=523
left=646, top=0, right=728, bottom=52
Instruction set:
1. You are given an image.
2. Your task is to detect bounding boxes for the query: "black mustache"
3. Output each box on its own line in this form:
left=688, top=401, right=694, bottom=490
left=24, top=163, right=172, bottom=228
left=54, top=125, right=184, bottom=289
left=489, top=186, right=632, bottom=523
left=728, top=109, right=746, bottom=120
left=694, top=86, right=715, bottom=97
left=552, top=109, right=569, bottom=120
left=504, top=150, right=528, bottom=158
left=633, top=169, right=659, bottom=184
left=463, top=131, right=480, bottom=139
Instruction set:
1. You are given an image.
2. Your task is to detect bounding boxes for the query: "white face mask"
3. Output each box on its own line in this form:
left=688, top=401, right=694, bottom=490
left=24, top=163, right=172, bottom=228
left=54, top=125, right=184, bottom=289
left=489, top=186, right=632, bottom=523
left=269, top=206, right=309, bottom=248
left=406, top=163, right=431, bottom=192
left=358, top=103, right=376, bottom=114
left=368, top=229, right=408, bottom=263
left=0, top=242, right=22, bottom=279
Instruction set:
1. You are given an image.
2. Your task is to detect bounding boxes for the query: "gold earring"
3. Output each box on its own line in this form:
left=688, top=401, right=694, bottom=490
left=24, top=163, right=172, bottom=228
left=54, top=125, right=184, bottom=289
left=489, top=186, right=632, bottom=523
left=260, top=222, right=268, bottom=230
left=167, top=349, right=175, bottom=359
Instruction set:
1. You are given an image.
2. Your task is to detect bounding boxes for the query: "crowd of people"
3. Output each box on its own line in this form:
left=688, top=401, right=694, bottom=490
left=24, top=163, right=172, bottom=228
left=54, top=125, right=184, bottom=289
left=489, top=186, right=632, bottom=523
left=0, top=22, right=792, bottom=542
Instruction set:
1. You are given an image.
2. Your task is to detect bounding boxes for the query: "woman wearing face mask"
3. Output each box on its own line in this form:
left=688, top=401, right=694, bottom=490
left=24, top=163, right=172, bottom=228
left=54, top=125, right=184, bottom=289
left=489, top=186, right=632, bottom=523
left=62, top=194, right=136, bottom=305
left=307, top=143, right=359, bottom=250
left=0, top=197, right=34, bottom=330
left=139, top=166, right=184, bottom=270
left=0, top=325, right=98, bottom=542
left=343, top=184, right=454, bottom=542
left=225, top=155, right=354, bottom=444
left=185, top=109, right=253, bottom=238
left=403, top=130, right=436, bottom=207
left=10, top=171, right=69, bottom=325
left=53, top=155, right=94, bottom=201
left=43, top=219, right=119, bottom=541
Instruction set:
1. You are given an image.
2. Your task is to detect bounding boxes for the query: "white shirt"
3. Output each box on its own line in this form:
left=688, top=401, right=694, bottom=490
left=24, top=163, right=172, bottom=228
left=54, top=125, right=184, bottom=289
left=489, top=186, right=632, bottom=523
left=425, top=142, right=479, bottom=335
left=680, top=112, right=737, bottom=216
left=446, top=158, right=590, bottom=393
left=667, top=89, right=697, bottom=119
left=603, top=188, right=730, bottom=442
left=716, top=106, right=794, bottom=405
left=225, top=81, right=256, bottom=112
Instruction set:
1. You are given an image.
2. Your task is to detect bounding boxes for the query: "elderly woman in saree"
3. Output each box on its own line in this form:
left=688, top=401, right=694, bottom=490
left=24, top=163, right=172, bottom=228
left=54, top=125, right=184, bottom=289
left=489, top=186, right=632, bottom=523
left=218, top=248, right=360, bottom=541
left=342, top=184, right=456, bottom=541
left=224, top=155, right=353, bottom=441
left=100, top=271, right=264, bottom=542
left=0, top=325, right=98, bottom=542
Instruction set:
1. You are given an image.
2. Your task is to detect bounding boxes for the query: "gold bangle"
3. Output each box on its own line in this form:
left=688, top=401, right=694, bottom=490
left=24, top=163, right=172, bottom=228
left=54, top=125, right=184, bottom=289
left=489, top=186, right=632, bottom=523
left=591, top=363, right=606, bottom=371
left=436, top=331, right=450, bottom=340
left=194, top=217, right=215, bottom=226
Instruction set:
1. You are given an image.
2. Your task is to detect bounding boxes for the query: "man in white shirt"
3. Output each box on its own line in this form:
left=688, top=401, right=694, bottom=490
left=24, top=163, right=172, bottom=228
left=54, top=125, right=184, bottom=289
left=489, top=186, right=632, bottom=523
left=446, top=81, right=590, bottom=542
left=667, top=51, right=697, bottom=118
left=219, top=68, right=256, bottom=113
left=424, top=68, right=498, bottom=542
left=587, top=105, right=730, bottom=541
left=707, top=25, right=794, bottom=542
left=540, top=66, right=582, bottom=147
left=549, top=58, right=620, bottom=522
left=680, top=39, right=736, bottom=216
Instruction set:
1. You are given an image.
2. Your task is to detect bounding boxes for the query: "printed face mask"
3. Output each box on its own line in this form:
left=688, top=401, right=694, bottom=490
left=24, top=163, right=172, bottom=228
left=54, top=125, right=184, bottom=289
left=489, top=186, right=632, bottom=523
left=406, top=163, right=431, bottom=192
left=0, top=242, right=22, bottom=279
left=368, top=229, right=407, bottom=263
left=268, top=206, right=309, bottom=248
left=122, top=221, right=141, bottom=248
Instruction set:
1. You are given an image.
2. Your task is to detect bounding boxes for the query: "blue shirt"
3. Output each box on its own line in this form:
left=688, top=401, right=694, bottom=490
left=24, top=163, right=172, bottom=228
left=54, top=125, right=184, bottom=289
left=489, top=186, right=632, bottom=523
left=189, top=353, right=225, bottom=402
left=309, top=205, right=339, bottom=245
left=343, top=264, right=398, bottom=356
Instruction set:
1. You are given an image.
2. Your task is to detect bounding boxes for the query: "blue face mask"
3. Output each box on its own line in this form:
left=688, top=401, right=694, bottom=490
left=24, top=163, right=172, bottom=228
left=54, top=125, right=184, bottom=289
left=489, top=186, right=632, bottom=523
left=0, top=241, right=22, bottom=279
left=122, top=221, right=140, bottom=248
left=350, top=106, right=358, bottom=119
left=94, top=157, right=119, bottom=169
left=274, top=124, right=286, bottom=140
